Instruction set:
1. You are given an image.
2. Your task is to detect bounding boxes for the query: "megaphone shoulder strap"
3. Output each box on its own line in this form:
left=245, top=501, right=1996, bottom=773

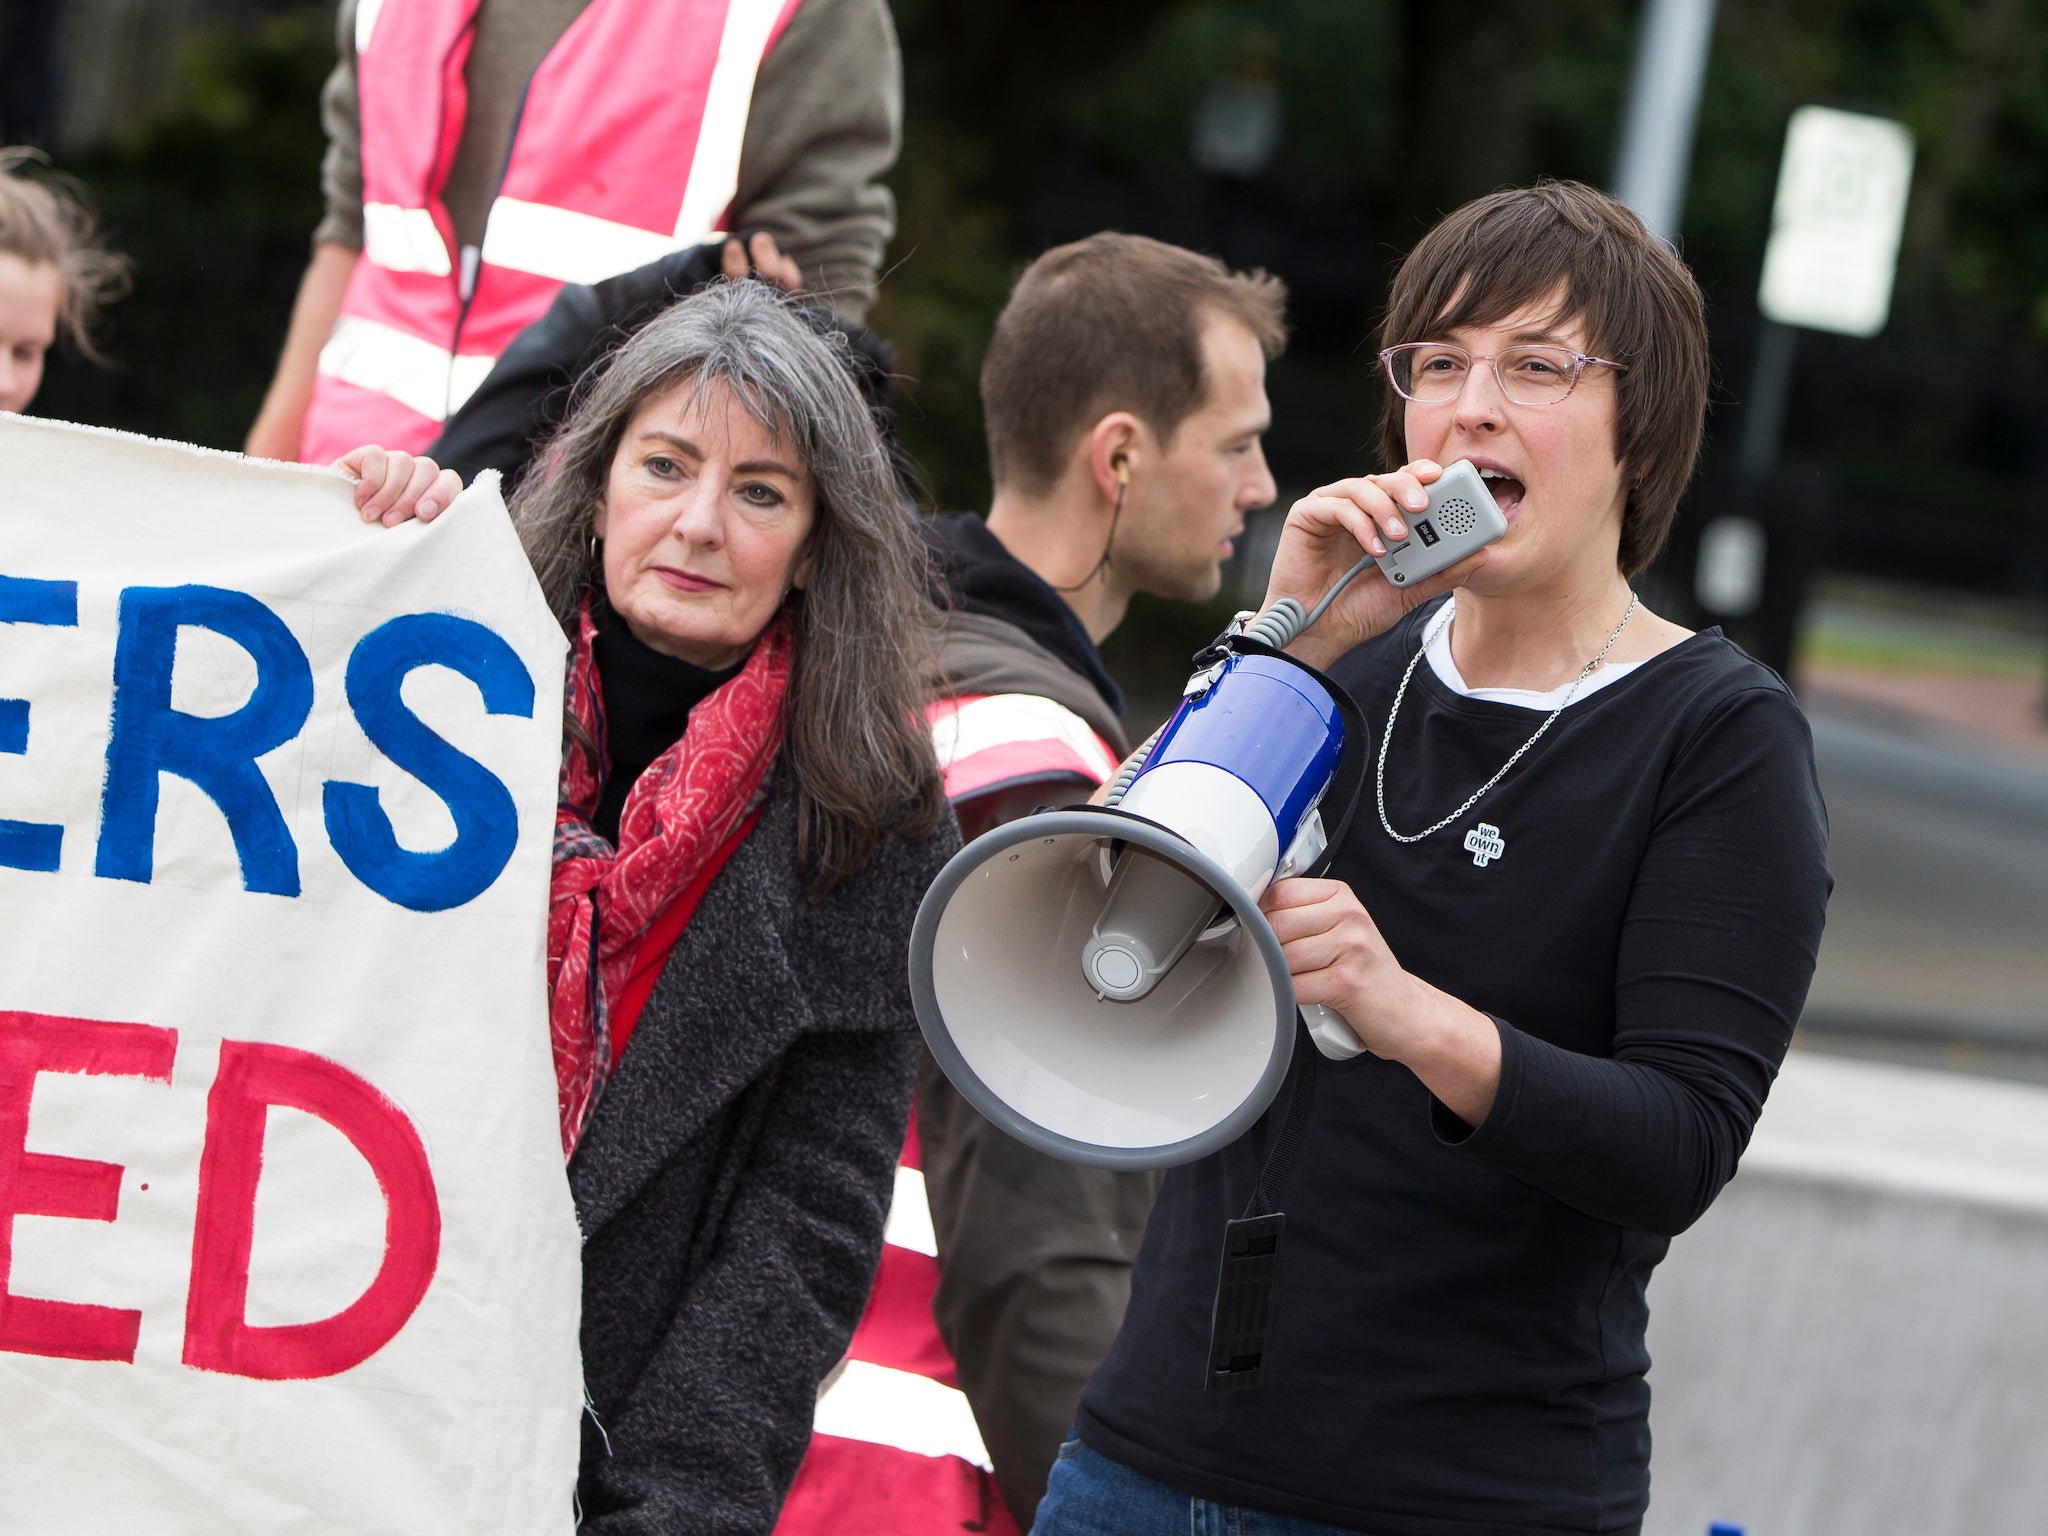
left=1207, top=1023, right=1322, bottom=1393
left=1245, top=1026, right=1320, bottom=1219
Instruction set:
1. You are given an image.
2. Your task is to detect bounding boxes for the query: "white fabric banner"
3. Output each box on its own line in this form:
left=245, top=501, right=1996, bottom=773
left=0, top=416, right=581, bottom=1534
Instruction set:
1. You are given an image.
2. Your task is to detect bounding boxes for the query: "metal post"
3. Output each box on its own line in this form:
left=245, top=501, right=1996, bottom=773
left=2039, top=624, right=2048, bottom=726
left=1739, top=320, right=1799, bottom=483
left=1697, top=321, right=1799, bottom=625
left=1611, top=0, right=1721, bottom=244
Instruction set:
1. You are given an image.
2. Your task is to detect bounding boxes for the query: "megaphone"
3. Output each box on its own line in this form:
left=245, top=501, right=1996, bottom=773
left=910, top=635, right=1370, bottom=1170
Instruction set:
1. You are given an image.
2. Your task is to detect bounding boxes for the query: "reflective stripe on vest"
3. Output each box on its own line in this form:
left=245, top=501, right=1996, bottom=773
left=355, top=0, right=392, bottom=51
left=927, top=693, right=1122, bottom=805
left=303, top=0, right=798, bottom=462
left=884, top=1163, right=936, bottom=1257
left=774, top=1119, right=1019, bottom=1536
left=361, top=203, right=454, bottom=276
left=317, top=316, right=496, bottom=424
left=811, top=1359, right=990, bottom=1468
left=479, top=0, right=791, bottom=284
left=476, top=198, right=689, bottom=287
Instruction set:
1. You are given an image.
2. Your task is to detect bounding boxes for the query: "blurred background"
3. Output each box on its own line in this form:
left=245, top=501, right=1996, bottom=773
left=5, top=0, right=2046, bottom=1087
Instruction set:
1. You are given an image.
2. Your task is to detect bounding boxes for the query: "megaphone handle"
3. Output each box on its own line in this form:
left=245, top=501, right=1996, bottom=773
left=1302, top=1003, right=1367, bottom=1060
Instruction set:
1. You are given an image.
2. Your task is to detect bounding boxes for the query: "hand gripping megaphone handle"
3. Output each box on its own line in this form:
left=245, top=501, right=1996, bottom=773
left=1301, top=1003, right=1367, bottom=1060
left=1218, top=636, right=1373, bottom=1067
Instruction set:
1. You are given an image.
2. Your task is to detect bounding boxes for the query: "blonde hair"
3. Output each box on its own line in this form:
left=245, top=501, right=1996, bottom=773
left=0, top=148, right=131, bottom=363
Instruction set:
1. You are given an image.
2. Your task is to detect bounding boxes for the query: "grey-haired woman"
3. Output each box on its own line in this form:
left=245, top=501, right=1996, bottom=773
left=379, top=279, right=954, bottom=1532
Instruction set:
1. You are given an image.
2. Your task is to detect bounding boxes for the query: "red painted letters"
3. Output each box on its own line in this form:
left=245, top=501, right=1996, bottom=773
left=0, top=1016, right=440, bottom=1379
left=184, top=1040, right=440, bottom=1380
left=0, top=1011, right=178, bottom=1362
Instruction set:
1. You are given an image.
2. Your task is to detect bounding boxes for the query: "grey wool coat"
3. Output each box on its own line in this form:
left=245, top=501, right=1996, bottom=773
left=567, top=785, right=958, bottom=1534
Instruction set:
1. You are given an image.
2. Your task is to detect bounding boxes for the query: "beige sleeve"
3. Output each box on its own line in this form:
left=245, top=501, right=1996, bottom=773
left=313, top=0, right=366, bottom=252
left=730, top=0, right=903, bottom=322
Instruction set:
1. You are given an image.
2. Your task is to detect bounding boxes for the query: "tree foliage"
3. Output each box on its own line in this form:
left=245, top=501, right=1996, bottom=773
left=24, top=0, right=2048, bottom=610
left=30, top=5, right=329, bottom=448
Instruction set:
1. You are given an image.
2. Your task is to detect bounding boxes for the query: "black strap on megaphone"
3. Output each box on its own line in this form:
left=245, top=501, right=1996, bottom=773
left=1205, top=1018, right=1317, bottom=1394
left=1199, top=635, right=1370, bottom=1393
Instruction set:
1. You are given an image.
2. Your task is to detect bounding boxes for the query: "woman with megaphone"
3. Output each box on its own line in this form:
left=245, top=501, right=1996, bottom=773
left=1034, top=181, right=1830, bottom=1535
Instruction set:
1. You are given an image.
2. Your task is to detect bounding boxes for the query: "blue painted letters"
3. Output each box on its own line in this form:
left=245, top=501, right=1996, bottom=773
left=0, top=575, right=80, bottom=873
left=323, top=614, right=535, bottom=913
left=5, top=574, right=534, bottom=910
left=97, top=587, right=314, bottom=896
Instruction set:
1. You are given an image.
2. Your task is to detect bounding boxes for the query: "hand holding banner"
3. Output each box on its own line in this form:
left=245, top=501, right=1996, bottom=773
left=0, top=416, right=581, bottom=1534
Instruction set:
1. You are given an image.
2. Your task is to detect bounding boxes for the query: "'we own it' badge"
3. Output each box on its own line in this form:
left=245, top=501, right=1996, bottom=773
left=1463, top=823, right=1506, bottom=868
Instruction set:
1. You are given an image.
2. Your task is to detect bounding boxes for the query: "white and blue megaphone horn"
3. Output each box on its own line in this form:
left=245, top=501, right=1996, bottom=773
left=909, top=605, right=1372, bottom=1170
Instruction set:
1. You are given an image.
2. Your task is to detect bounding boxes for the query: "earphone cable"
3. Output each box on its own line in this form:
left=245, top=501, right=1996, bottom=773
left=1052, top=474, right=1127, bottom=593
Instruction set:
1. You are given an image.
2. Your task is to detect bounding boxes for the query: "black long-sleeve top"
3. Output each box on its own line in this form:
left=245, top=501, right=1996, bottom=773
left=1077, top=600, right=1831, bottom=1534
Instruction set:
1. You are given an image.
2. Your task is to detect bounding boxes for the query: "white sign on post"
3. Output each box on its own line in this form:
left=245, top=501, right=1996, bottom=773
left=0, top=415, right=582, bottom=1534
left=1757, top=104, right=1916, bottom=338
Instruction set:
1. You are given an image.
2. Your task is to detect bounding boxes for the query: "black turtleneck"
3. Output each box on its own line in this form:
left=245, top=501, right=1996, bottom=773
left=591, top=594, right=743, bottom=843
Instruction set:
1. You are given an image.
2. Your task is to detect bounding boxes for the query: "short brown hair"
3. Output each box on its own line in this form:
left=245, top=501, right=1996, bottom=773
left=982, top=233, right=1287, bottom=494
left=0, top=148, right=131, bottom=364
left=1378, top=181, right=1709, bottom=576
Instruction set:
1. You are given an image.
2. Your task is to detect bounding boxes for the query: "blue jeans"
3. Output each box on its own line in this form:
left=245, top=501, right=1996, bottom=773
left=1032, top=1438, right=1368, bottom=1535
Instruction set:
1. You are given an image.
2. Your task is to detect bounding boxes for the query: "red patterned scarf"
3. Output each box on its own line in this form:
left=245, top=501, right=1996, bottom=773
left=548, top=598, right=792, bottom=1155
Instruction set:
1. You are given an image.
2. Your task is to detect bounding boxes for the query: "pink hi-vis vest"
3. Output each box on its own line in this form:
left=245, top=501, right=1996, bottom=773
left=772, top=695, right=1117, bottom=1536
left=300, top=0, right=801, bottom=465
left=925, top=692, right=1121, bottom=807
left=774, top=1113, right=1021, bottom=1536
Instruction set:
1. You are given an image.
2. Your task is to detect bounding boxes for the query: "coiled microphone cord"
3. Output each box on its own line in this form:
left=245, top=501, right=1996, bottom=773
left=1101, top=554, right=1374, bottom=806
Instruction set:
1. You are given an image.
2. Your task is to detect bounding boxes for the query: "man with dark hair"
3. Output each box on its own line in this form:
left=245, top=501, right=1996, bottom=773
left=916, top=231, right=1285, bottom=1530
left=965, top=231, right=1287, bottom=659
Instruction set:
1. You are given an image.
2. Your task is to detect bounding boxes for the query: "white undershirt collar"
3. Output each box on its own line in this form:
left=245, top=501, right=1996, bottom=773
left=1423, top=595, right=1644, bottom=712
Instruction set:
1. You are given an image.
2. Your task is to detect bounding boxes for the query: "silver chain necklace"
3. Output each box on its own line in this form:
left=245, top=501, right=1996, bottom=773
left=1377, top=593, right=1639, bottom=843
